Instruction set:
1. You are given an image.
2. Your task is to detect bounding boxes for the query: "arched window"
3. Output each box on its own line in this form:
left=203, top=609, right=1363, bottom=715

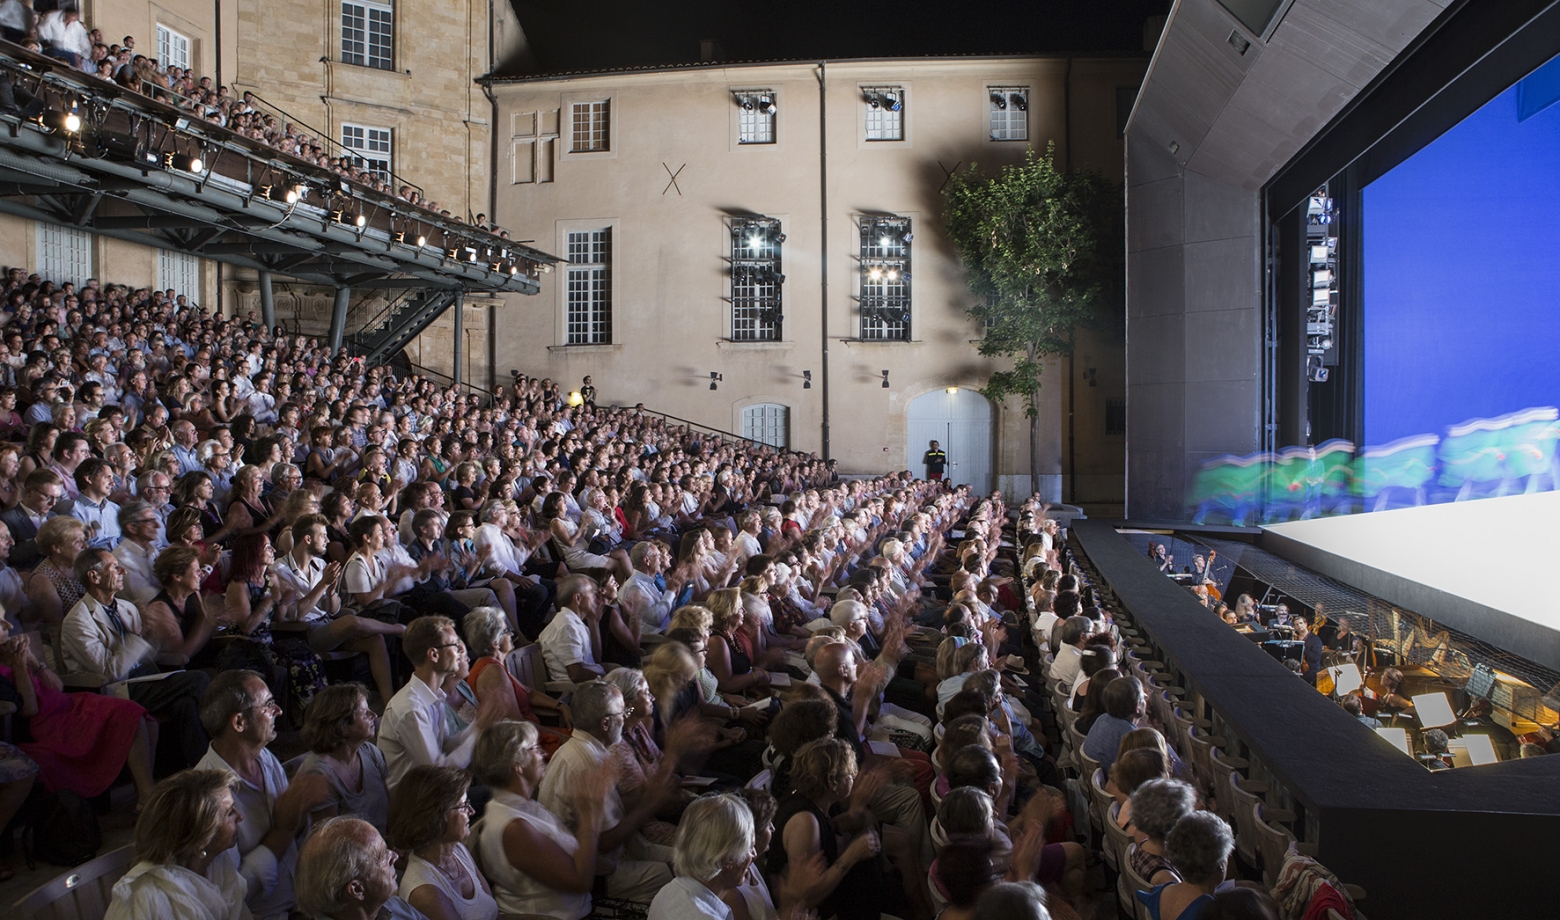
left=742, top=403, right=790, bottom=449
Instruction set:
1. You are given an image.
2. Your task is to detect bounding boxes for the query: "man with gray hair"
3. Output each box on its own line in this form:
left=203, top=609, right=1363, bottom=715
left=618, top=540, right=682, bottom=635
left=134, top=469, right=174, bottom=548
left=113, top=499, right=162, bottom=605
left=295, top=816, right=424, bottom=920
left=1047, top=615, right=1093, bottom=692
left=538, top=679, right=676, bottom=902
left=537, top=573, right=611, bottom=684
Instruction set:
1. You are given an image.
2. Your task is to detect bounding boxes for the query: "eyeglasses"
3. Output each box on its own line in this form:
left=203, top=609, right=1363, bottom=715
left=247, top=697, right=281, bottom=714
left=450, top=800, right=475, bottom=815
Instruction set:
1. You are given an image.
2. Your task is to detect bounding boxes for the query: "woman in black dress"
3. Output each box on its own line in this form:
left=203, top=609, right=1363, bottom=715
left=766, top=738, right=884, bottom=920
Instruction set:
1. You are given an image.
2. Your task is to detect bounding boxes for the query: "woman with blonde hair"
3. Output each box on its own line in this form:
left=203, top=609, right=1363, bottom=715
left=23, top=515, right=87, bottom=640
left=708, top=587, right=770, bottom=695
left=650, top=794, right=757, bottom=920
left=104, top=770, right=246, bottom=920
left=669, top=604, right=714, bottom=637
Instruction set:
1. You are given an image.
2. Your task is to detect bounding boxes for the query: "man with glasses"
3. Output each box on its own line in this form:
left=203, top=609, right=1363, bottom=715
left=0, top=468, right=64, bottom=568
left=538, top=679, right=675, bottom=902
left=198, top=670, right=331, bottom=920
left=47, top=432, right=92, bottom=502
left=113, top=499, right=162, bottom=605
left=60, top=547, right=211, bottom=772
left=134, top=470, right=175, bottom=549
left=378, top=615, right=505, bottom=788
left=199, top=438, right=236, bottom=505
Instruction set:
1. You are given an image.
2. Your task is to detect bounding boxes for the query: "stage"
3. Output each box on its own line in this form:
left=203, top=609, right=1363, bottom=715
left=1261, top=491, right=1560, bottom=675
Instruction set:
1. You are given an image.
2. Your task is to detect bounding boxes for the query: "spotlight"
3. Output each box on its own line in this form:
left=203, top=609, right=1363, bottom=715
left=738, top=95, right=755, bottom=111
left=393, top=229, right=407, bottom=243
left=803, top=370, right=812, bottom=389
left=902, top=232, right=913, bottom=243
left=759, top=96, right=776, bottom=114
left=416, top=233, right=427, bottom=247
left=881, top=369, right=890, bottom=389
left=1010, top=93, right=1027, bottom=111
left=540, top=263, right=552, bottom=273
left=884, top=91, right=901, bottom=112
left=749, top=234, right=763, bottom=250
left=330, top=208, right=347, bottom=224
left=165, top=152, right=204, bottom=172
left=354, top=213, right=367, bottom=229
left=466, top=249, right=478, bottom=263
left=445, top=245, right=460, bottom=260
left=509, top=264, right=520, bottom=276
left=775, top=232, right=786, bottom=243
left=37, top=109, right=81, bottom=133
left=886, top=268, right=899, bottom=281
left=866, top=92, right=880, bottom=109
left=709, top=372, right=723, bottom=391
left=990, top=92, right=1007, bottom=110
left=869, top=266, right=882, bottom=281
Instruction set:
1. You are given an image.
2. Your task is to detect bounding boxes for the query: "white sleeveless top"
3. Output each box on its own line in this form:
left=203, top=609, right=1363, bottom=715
left=477, top=788, right=592, bottom=920
left=400, top=845, right=498, bottom=920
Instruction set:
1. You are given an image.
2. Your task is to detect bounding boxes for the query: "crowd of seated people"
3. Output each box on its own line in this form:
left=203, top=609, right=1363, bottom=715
left=0, top=259, right=1112, bottom=919
left=0, top=1, right=507, bottom=232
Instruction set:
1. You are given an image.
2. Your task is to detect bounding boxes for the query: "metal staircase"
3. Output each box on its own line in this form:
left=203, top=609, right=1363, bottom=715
left=347, top=289, right=461, bottom=367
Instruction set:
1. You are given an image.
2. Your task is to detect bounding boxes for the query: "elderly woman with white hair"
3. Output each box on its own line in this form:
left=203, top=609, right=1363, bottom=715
left=464, top=606, right=571, bottom=756
left=648, top=793, right=757, bottom=920
left=1135, top=811, right=1236, bottom=920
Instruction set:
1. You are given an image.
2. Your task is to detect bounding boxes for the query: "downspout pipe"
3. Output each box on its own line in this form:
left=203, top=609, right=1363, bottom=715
left=816, top=61, right=830, bottom=461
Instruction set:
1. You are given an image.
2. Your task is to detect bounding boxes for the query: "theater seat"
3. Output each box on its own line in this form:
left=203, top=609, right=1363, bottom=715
left=12, top=844, right=134, bottom=920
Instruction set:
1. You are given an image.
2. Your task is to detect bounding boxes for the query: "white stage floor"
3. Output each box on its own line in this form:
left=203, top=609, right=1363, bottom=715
left=1262, top=491, right=1560, bottom=674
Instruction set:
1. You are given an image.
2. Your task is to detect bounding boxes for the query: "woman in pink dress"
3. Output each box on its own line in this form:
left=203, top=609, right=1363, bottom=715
left=0, top=620, right=157, bottom=805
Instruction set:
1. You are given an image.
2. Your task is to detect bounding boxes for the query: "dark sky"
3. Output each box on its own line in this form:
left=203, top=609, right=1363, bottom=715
left=502, top=0, right=1169, bottom=76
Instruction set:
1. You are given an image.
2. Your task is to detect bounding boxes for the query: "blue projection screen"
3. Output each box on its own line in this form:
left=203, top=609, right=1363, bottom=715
left=1363, top=54, right=1560, bottom=449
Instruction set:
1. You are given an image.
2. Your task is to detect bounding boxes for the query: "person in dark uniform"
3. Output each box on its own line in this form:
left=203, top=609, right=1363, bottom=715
left=579, top=375, right=596, bottom=408
left=922, top=440, right=947, bottom=481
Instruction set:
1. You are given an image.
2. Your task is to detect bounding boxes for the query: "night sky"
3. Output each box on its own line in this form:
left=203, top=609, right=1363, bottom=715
left=501, top=0, right=1169, bottom=76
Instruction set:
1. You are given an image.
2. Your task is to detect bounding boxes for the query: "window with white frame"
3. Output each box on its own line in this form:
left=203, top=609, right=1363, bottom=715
left=859, top=216, right=912, bottom=341
left=730, top=217, right=783, bottom=342
left=734, top=90, right=776, bottom=144
left=36, top=224, right=93, bottom=286
left=341, top=0, right=394, bottom=70
left=988, top=86, right=1029, bottom=141
left=341, top=123, right=393, bottom=183
left=158, top=250, right=201, bottom=304
left=863, top=86, right=905, bottom=141
left=156, top=24, right=190, bottom=71
left=565, top=228, right=612, bottom=344
left=742, top=404, right=790, bottom=449
left=570, top=101, right=610, bottom=153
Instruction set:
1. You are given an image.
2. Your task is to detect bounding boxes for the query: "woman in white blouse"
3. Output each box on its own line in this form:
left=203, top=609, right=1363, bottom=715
left=386, top=765, right=498, bottom=920
left=105, top=769, right=249, bottom=920
left=470, top=720, right=607, bottom=920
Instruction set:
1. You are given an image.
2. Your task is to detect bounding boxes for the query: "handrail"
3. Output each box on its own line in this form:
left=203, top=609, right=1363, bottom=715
left=349, top=288, right=420, bottom=342
left=243, top=91, right=426, bottom=199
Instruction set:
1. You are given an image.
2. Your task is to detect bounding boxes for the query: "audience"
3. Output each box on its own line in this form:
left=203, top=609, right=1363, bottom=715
left=104, top=770, right=246, bottom=920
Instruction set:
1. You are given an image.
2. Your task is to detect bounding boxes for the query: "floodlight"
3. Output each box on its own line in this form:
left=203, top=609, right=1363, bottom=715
left=37, top=109, right=81, bottom=133
left=1011, top=93, right=1027, bottom=111
left=989, top=92, right=1006, bottom=109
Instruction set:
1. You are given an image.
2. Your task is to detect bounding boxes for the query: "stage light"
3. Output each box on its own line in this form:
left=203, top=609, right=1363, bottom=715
left=884, top=91, right=902, bottom=112
left=990, top=92, right=1007, bottom=110
left=466, top=249, right=479, bottom=263
left=330, top=208, right=347, bottom=224
left=37, top=109, right=81, bottom=133
left=393, top=229, right=406, bottom=243
left=866, top=91, right=880, bottom=109
left=749, top=234, right=763, bottom=250
left=775, top=232, right=785, bottom=243
left=165, top=152, right=203, bottom=172
left=869, top=266, right=882, bottom=281
left=540, top=263, right=552, bottom=273
left=946, top=386, right=958, bottom=394
left=738, top=95, right=754, bottom=111
left=416, top=233, right=427, bottom=247
left=1010, top=93, right=1027, bottom=111
left=881, top=369, right=890, bottom=389
left=902, top=232, right=912, bottom=243
left=567, top=390, right=584, bottom=407
left=354, top=212, right=367, bottom=228
left=709, top=372, right=723, bottom=391
left=445, top=245, right=460, bottom=260
left=759, top=95, right=776, bottom=114
left=803, top=370, right=812, bottom=389
left=886, top=268, right=899, bottom=281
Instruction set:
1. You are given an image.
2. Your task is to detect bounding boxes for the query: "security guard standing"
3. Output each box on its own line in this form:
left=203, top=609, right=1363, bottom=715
left=923, top=439, right=947, bottom=481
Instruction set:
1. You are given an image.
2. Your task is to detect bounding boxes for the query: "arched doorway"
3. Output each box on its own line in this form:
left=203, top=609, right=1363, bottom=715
left=907, top=388, right=993, bottom=493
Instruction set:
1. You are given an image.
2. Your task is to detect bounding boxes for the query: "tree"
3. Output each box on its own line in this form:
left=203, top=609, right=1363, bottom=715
left=942, top=143, right=1122, bottom=497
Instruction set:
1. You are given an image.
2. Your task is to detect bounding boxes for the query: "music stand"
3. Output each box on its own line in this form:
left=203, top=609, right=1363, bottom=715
left=1414, top=692, right=1457, bottom=728
left=1462, top=733, right=1498, bottom=766
left=1375, top=726, right=1412, bottom=756
left=1326, top=664, right=1363, bottom=697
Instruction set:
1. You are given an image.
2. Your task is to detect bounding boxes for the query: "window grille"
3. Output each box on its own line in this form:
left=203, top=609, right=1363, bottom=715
left=742, top=404, right=790, bottom=449
left=731, top=217, right=783, bottom=342
left=155, top=25, right=190, bottom=71
left=734, top=91, right=777, bottom=144
left=157, top=250, right=201, bottom=303
left=989, top=85, right=1029, bottom=141
left=36, top=224, right=93, bottom=286
left=863, top=86, right=905, bottom=141
left=859, top=216, right=912, bottom=341
left=565, top=228, right=612, bottom=344
left=341, top=124, right=393, bottom=183
left=341, top=0, right=394, bottom=70
left=571, top=101, right=610, bottom=152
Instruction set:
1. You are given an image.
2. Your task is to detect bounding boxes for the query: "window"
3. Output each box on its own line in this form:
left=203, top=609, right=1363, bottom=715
left=742, top=404, right=790, bottom=449
left=157, top=250, right=201, bottom=303
left=730, top=217, right=783, bottom=342
left=511, top=110, right=558, bottom=184
left=341, top=0, right=394, bottom=70
left=989, top=86, right=1029, bottom=141
left=565, top=228, right=612, bottom=344
left=156, top=24, right=190, bottom=71
left=863, top=86, right=905, bottom=141
left=1106, top=398, right=1127, bottom=436
left=859, top=216, right=912, bottom=341
left=36, top=223, right=92, bottom=286
left=341, top=123, right=393, bottom=183
left=734, top=91, right=776, bottom=144
left=571, top=101, right=610, bottom=153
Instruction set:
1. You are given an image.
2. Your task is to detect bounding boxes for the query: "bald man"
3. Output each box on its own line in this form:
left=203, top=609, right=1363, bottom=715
left=294, top=817, right=422, bottom=920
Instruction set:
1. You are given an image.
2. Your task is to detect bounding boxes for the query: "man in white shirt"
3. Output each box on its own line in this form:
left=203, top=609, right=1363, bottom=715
left=64, top=458, right=121, bottom=550
left=537, top=574, right=608, bottom=685
left=196, top=670, right=330, bottom=920
left=617, top=542, right=682, bottom=635
left=377, top=615, right=504, bottom=788
left=1048, top=616, right=1092, bottom=694
left=113, top=500, right=162, bottom=606
left=60, top=548, right=210, bottom=770
left=537, top=680, right=674, bottom=902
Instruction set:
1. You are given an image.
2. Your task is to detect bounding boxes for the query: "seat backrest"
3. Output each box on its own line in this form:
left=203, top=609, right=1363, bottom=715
left=746, top=768, right=773, bottom=792
left=506, top=644, right=544, bottom=690
left=1226, top=774, right=1262, bottom=866
left=1118, top=841, right=1157, bottom=920
left=1253, top=802, right=1297, bottom=889
left=13, top=845, right=135, bottom=920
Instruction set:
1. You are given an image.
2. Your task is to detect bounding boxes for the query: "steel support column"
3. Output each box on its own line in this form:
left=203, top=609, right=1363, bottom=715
left=452, top=291, right=465, bottom=390
left=258, top=270, right=276, bottom=331
left=329, top=285, right=350, bottom=353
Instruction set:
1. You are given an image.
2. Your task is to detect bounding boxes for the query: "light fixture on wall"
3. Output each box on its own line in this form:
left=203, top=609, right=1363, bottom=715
left=758, top=95, right=776, bottom=114
left=881, top=369, right=890, bottom=389
left=884, top=91, right=902, bottom=112
left=989, top=91, right=1007, bottom=110
left=946, top=386, right=958, bottom=395
left=709, top=371, right=723, bottom=391
left=803, top=370, right=812, bottom=389
left=1010, top=92, right=1027, bottom=111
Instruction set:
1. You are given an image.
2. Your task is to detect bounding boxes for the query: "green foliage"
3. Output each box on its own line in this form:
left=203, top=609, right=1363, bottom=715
left=943, top=143, right=1122, bottom=418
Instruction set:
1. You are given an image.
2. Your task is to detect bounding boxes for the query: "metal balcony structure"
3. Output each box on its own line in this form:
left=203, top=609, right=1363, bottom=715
left=0, top=42, right=558, bottom=356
